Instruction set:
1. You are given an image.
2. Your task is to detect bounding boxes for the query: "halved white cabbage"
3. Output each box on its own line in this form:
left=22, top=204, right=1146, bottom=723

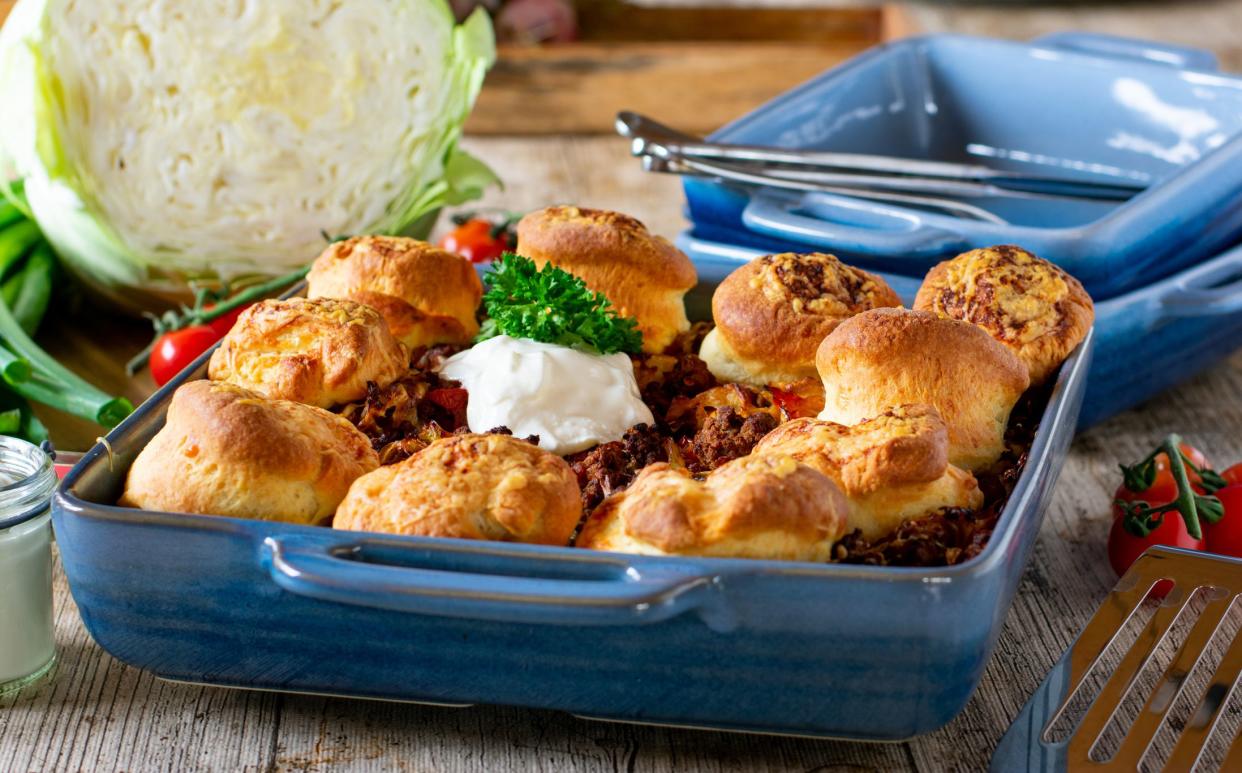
left=0, top=0, right=496, bottom=307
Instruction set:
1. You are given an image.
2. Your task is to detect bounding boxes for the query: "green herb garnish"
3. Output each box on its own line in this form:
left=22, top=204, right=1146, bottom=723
left=477, top=253, right=642, bottom=355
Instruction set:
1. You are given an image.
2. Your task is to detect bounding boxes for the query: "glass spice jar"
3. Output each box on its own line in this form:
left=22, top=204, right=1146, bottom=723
left=0, top=436, right=58, bottom=695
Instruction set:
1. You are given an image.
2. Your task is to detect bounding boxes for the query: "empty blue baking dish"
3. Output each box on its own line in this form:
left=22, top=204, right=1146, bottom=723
left=683, top=32, right=1242, bottom=300
left=52, top=258, right=1091, bottom=741
left=676, top=228, right=1242, bottom=429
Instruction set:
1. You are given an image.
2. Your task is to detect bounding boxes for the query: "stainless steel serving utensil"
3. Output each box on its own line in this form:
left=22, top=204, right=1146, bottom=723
left=642, top=149, right=1010, bottom=223
left=618, top=111, right=1149, bottom=203
left=992, top=546, right=1242, bottom=772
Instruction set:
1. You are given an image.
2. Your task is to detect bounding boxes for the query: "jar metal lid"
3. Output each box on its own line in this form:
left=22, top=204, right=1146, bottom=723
left=0, top=436, right=56, bottom=531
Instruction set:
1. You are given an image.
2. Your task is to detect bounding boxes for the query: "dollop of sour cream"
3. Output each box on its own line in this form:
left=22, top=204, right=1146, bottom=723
left=438, top=335, right=654, bottom=455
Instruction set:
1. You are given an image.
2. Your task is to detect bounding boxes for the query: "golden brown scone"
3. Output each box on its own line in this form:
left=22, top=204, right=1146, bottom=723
left=208, top=297, right=407, bottom=409
left=701, top=252, right=903, bottom=386
left=334, top=434, right=582, bottom=546
left=306, top=235, right=482, bottom=349
left=119, top=381, right=378, bottom=523
left=816, top=308, right=1029, bottom=471
left=515, top=206, right=697, bottom=353
left=754, top=405, right=983, bottom=539
left=576, top=454, right=849, bottom=561
left=914, top=245, right=1093, bottom=385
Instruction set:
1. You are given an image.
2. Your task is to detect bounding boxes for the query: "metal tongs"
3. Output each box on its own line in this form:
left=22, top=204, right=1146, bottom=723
left=617, top=111, right=1151, bottom=224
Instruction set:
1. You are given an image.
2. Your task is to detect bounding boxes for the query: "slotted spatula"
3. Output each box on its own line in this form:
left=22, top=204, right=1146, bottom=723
left=993, top=547, right=1242, bottom=771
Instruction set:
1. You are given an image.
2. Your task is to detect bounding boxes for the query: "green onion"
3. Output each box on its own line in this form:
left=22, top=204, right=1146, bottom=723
left=8, top=374, right=132, bottom=429
left=0, top=201, right=24, bottom=231
left=0, top=219, right=40, bottom=282
left=0, top=290, right=133, bottom=427
left=10, top=244, right=54, bottom=336
left=0, top=408, right=20, bottom=435
left=0, top=382, right=47, bottom=444
left=0, top=344, right=32, bottom=383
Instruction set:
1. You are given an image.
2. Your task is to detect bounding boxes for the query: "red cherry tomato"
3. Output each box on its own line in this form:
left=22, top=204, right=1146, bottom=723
left=1107, top=512, right=1203, bottom=576
left=150, top=326, right=221, bottom=386
left=1112, top=443, right=1213, bottom=518
left=205, top=302, right=252, bottom=337
left=423, top=387, right=469, bottom=429
left=1223, top=463, right=1242, bottom=487
left=1204, top=485, right=1242, bottom=558
left=439, top=219, right=510, bottom=263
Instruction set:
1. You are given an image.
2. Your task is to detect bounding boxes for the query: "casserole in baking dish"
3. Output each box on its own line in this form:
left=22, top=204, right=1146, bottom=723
left=52, top=247, right=1092, bottom=740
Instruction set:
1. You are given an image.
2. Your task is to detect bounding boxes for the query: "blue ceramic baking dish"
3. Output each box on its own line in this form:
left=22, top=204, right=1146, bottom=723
left=676, top=228, right=1242, bottom=429
left=683, top=32, right=1242, bottom=300
left=51, top=258, right=1092, bottom=741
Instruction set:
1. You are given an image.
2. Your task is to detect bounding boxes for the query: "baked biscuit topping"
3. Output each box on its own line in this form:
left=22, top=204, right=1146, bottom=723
left=577, top=454, right=849, bottom=560
left=208, top=297, right=408, bottom=409
left=333, top=433, right=582, bottom=545
left=914, top=245, right=1094, bottom=384
left=751, top=252, right=882, bottom=315
left=755, top=404, right=949, bottom=496
left=926, top=245, right=1072, bottom=345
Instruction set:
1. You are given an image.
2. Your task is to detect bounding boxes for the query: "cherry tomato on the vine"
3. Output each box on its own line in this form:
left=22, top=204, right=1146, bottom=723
left=150, top=326, right=221, bottom=386
left=1223, top=462, right=1242, bottom=488
left=1107, top=512, right=1203, bottom=576
left=439, top=219, right=511, bottom=263
left=1204, top=485, right=1242, bottom=559
left=1107, top=440, right=1214, bottom=575
left=205, top=302, right=253, bottom=337
left=1113, top=443, right=1213, bottom=516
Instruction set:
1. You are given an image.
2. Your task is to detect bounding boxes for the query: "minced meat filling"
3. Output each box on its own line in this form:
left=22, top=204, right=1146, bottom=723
left=335, top=327, right=1042, bottom=567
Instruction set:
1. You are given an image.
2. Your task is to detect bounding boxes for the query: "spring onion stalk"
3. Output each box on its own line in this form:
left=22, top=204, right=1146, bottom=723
left=0, top=219, right=39, bottom=280
left=0, top=408, right=19, bottom=435
left=0, top=344, right=31, bottom=383
left=0, top=293, right=132, bottom=427
left=7, top=374, right=130, bottom=428
left=0, top=382, right=46, bottom=444
left=9, top=245, right=53, bottom=335
left=0, top=201, right=23, bottom=231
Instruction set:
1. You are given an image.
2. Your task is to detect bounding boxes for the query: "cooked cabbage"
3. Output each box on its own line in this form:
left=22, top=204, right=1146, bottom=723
left=0, top=0, right=496, bottom=305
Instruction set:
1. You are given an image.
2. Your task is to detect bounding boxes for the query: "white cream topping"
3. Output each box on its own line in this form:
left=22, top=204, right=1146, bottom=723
left=438, top=335, right=654, bottom=455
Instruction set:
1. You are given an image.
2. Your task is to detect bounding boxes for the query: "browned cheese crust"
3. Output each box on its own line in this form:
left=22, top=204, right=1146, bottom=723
left=815, top=308, right=1029, bottom=471
left=754, top=404, right=983, bottom=539
left=515, top=206, right=697, bottom=353
left=306, top=235, right=483, bottom=349
left=333, top=434, right=583, bottom=546
left=208, top=297, right=408, bottom=409
left=576, top=454, right=849, bottom=561
left=703, top=252, right=903, bottom=385
left=914, top=245, right=1093, bottom=385
left=119, top=381, right=379, bottom=523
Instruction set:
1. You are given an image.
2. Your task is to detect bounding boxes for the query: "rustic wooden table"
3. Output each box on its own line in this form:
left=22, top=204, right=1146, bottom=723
left=4, top=3, right=1242, bottom=771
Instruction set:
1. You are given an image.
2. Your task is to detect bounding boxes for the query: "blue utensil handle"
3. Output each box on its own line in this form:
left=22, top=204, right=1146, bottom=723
left=1157, top=245, right=1242, bottom=319
left=741, top=191, right=968, bottom=258
left=263, top=535, right=714, bottom=626
left=1033, top=32, right=1218, bottom=72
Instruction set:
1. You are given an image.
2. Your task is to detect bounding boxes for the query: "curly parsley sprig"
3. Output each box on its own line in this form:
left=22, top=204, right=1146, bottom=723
left=477, top=253, right=642, bottom=355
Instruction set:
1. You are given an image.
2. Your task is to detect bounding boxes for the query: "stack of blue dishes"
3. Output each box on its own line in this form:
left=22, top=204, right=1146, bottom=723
left=675, top=32, right=1242, bottom=427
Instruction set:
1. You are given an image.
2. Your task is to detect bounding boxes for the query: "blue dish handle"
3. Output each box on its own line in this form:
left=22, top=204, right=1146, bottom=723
left=741, top=191, right=969, bottom=259
left=263, top=535, right=716, bottom=626
left=1033, top=32, right=1219, bottom=72
left=1157, top=247, right=1242, bottom=319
